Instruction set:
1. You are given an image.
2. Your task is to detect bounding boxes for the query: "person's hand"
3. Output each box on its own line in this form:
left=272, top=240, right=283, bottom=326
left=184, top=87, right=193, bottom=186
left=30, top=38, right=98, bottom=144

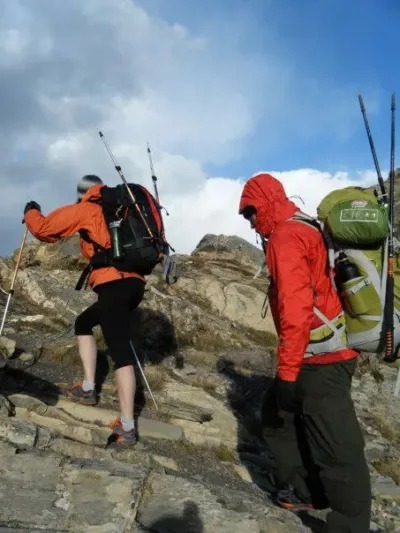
left=24, top=201, right=41, bottom=215
left=276, top=378, right=298, bottom=413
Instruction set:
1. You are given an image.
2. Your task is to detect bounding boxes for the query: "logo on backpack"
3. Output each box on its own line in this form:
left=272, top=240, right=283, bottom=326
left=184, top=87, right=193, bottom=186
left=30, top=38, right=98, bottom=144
left=351, top=200, right=368, bottom=208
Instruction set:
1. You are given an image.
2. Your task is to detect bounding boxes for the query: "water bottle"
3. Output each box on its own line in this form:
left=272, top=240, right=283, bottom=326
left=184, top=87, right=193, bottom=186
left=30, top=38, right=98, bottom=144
left=109, top=220, right=124, bottom=261
left=335, top=251, right=361, bottom=284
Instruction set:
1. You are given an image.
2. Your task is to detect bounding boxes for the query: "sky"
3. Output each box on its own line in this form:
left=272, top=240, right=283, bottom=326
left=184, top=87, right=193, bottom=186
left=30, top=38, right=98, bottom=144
left=0, top=0, right=399, bottom=257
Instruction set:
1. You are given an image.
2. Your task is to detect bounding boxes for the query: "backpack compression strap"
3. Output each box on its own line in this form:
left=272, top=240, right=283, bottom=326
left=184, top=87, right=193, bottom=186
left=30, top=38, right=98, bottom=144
left=75, top=229, right=108, bottom=291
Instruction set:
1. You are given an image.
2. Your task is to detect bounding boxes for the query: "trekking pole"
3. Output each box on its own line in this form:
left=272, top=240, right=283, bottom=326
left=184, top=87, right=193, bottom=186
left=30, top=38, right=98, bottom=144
left=146, top=143, right=178, bottom=286
left=146, top=142, right=170, bottom=235
left=147, top=143, right=162, bottom=209
left=98, top=131, right=155, bottom=240
left=0, top=226, right=28, bottom=337
left=358, top=94, right=388, bottom=206
left=384, top=94, right=396, bottom=364
left=129, top=340, right=159, bottom=411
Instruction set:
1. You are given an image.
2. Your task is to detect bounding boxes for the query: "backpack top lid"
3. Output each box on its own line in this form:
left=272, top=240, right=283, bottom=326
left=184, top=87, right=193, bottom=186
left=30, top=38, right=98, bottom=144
left=317, top=186, right=389, bottom=246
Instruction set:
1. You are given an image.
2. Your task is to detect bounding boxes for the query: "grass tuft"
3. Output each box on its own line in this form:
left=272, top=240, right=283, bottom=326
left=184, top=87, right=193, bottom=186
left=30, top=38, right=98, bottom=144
left=371, top=414, right=400, bottom=445
left=144, top=365, right=169, bottom=394
left=191, top=376, right=219, bottom=395
left=372, top=457, right=400, bottom=484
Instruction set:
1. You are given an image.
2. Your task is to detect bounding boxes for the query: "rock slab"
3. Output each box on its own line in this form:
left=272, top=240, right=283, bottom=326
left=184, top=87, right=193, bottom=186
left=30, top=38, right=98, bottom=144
left=136, top=472, right=307, bottom=533
left=0, top=440, right=149, bottom=532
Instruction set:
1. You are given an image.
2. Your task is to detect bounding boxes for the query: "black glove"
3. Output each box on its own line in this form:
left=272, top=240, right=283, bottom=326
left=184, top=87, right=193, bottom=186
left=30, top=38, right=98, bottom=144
left=24, top=201, right=41, bottom=215
left=276, top=378, right=299, bottom=413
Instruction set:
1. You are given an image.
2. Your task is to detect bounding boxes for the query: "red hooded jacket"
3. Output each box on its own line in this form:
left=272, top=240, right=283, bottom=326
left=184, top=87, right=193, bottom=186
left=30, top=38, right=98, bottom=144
left=239, top=173, right=358, bottom=382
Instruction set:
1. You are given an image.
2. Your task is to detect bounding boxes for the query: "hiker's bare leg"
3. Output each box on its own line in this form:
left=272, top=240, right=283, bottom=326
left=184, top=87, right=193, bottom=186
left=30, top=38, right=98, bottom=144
left=77, top=334, right=97, bottom=383
left=115, top=364, right=136, bottom=421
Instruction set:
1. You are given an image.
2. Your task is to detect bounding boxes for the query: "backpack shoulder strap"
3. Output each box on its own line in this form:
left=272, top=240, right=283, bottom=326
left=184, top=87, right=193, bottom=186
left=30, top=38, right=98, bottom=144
left=78, top=229, right=107, bottom=252
left=289, top=211, right=340, bottom=298
left=288, top=211, right=322, bottom=232
left=75, top=229, right=110, bottom=292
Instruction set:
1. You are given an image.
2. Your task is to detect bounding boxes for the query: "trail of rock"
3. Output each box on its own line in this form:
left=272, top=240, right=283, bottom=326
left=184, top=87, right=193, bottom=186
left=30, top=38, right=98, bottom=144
left=0, top=404, right=311, bottom=533
left=0, top=236, right=399, bottom=531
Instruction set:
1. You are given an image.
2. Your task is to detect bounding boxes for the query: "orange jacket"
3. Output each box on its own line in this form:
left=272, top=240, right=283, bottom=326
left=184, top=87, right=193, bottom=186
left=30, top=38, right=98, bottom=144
left=24, top=184, right=145, bottom=289
left=239, top=173, right=358, bottom=382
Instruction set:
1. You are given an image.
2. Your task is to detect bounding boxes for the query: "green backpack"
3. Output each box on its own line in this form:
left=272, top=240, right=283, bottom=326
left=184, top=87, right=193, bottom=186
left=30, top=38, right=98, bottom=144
left=292, top=186, right=400, bottom=355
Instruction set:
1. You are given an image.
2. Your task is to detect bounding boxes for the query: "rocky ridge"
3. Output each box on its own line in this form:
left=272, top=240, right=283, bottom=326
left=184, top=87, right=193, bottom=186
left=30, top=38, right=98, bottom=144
left=0, top=234, right=398, bottom=532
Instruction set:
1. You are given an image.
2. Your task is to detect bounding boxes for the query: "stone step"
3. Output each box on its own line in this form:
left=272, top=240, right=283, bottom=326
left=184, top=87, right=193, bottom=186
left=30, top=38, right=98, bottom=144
left=7, top=393, right=184, bottom=444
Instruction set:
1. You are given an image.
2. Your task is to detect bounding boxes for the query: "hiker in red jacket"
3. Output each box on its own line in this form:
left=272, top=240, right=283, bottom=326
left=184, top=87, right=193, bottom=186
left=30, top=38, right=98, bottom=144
left=239, top=173, right=371, bottom=533
left=23, top=175, right=146, bottom=446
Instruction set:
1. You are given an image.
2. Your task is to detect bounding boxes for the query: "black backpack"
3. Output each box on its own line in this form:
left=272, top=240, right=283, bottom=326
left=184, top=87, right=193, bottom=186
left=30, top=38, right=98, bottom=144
left=75, top=183, right=172, bottom=290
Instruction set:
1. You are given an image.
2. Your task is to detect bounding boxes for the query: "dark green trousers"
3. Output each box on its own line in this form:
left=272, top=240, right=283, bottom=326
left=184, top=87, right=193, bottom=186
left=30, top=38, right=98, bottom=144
left=262, top=359, right=371, bottom=533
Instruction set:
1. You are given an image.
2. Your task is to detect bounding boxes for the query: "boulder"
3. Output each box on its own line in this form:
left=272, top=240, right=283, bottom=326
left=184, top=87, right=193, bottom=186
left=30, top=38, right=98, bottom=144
left=0, top=337, right=16, bottom=358
left=193, top=234, right=263, bottom=264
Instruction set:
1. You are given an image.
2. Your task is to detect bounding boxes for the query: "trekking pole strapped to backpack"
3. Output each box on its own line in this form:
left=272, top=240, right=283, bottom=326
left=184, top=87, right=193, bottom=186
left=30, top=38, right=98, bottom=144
left=383, top=94, right=396, bottom=363
left=147, top=143, right=162, bottom=209
left=99, top=132, right=155, bottom=239
left=146, top=142, right=178, bottom=286
left=357, top=94, right=399, bottom=362
left=358, top=94, right=388, bottom=207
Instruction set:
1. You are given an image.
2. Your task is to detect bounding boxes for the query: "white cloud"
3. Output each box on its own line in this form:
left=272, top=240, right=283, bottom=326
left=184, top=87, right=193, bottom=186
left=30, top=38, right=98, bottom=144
left=158, top=168, right=379, bottom=255
left=268, top=168, right=379, bottom=217
left=0, top=0, right=381, bottom=257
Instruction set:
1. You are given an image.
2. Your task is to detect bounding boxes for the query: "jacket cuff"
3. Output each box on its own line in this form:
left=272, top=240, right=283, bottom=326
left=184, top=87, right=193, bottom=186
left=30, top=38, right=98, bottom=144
left=24, top=209, right=41, bottom=227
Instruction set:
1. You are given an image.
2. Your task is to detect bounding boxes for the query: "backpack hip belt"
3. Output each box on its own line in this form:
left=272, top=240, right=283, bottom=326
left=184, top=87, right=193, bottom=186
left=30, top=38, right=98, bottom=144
left=304, top=308, right=348, bottom=357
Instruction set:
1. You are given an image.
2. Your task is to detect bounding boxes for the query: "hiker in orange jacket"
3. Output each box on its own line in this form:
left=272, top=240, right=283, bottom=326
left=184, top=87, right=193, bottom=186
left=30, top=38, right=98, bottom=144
left=23, top=175, right=146, bottom=446
left=239, top=172, right=371, bottom=533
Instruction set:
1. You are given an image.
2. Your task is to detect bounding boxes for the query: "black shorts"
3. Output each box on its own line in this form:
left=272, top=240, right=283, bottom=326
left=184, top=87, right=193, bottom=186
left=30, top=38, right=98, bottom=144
left=74, top=277, right=145, bottom=370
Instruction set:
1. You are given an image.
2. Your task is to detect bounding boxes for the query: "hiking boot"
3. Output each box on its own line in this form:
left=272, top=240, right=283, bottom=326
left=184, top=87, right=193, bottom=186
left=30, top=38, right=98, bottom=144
left=107, top=418, right=138, bottom=446
left=274, top=486, right=314, bottom=512
left=66, top=381, right=97, bottom=406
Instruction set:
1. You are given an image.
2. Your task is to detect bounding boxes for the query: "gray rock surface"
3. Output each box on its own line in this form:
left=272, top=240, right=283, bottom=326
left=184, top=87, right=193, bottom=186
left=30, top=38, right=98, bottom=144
left=137, top=472, right=308, bottom=533
left=0, top=236, right=399, bottom=532
left=0, top=337, right=16, bottom=358
left=0, top=440, right=148, bottom=532
left=193, top=233, right=263, bottom=261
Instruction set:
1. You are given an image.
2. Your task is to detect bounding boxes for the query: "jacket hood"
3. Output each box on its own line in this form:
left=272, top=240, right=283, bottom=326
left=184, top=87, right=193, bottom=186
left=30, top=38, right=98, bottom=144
left=239, top=173, right=298, bottom=237
left=80, top=184, right=104, bottom=203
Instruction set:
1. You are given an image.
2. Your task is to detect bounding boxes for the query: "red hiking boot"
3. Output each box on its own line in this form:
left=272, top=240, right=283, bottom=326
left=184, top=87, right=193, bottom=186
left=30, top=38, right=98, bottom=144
left=66, top=381, right=97, bottom=406
left=107, top=418, right=138, bottom=446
